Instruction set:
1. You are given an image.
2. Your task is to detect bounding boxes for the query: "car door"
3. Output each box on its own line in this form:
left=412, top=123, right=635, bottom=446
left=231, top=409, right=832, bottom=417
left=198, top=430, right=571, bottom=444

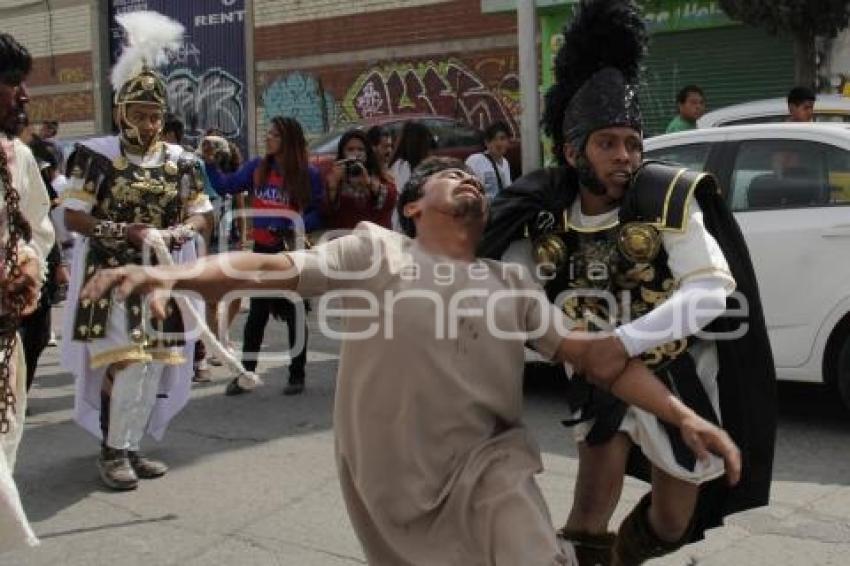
left=726, top=138, right=850, bottom=370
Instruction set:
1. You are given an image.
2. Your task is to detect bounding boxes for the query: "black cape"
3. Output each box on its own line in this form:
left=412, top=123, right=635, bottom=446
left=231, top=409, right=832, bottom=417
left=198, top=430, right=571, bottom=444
left=478, top=164, right=777, bottom=539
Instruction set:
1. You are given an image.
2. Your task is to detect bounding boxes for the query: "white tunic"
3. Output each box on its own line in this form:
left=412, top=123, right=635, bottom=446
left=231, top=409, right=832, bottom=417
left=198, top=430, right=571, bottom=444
left=508, top=197, right=734, bottom=484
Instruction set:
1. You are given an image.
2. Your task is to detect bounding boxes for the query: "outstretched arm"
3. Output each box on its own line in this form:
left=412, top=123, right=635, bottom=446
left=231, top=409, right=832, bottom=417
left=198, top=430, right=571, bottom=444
left=80, top=251, right=300, bottom=317
left=80, top=225, right=382, bottom=312
left=556, top=337, right=741, bottom=485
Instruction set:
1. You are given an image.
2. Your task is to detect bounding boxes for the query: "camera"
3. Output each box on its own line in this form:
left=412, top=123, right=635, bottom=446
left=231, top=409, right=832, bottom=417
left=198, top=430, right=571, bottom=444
left=341, top=158, right=365, bottom=177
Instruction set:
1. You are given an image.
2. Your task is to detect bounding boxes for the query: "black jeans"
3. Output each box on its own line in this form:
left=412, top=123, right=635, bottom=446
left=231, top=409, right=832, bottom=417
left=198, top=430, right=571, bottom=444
left=19, top=300, right=51, bottom=392
left=241, top=242, right=307, bottom=377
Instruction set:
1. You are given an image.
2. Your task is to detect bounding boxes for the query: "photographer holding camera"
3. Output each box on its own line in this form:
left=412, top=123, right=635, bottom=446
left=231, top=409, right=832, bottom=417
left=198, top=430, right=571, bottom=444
left=325, top=129, right=397, bottom=230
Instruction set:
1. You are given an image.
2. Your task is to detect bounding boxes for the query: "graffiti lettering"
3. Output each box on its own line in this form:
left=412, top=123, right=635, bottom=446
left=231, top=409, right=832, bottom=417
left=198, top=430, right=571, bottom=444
left=27, top=93, right=92, bottom=122
left=343, top=59, right=520, bottom=136
left=170, top=41, right=203, bottom=67
left=166, top=68, right=245, bottom=142
left=58, top=67, right=88, bottom=84
left=356, top=82, right=385, bottom=118
left=262, top=72, right=342, bottom=136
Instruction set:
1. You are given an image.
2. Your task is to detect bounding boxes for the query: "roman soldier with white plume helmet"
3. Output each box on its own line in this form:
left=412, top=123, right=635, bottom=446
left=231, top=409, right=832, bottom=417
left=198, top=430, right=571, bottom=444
left=60, top=10, right=214, bottom=491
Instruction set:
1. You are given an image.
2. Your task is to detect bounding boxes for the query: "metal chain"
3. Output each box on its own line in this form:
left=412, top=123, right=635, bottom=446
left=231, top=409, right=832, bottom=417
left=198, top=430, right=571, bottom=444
left=0, top=143, right=26, bottom=434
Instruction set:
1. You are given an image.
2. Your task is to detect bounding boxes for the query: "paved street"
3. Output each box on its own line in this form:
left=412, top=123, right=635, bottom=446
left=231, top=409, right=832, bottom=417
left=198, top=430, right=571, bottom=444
left=4, top=306, right=850, bottom=565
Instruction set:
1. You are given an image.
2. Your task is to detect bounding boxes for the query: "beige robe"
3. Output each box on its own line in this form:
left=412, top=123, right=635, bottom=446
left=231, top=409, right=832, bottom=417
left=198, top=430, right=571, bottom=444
left=292, top=222, right=574, bottom=566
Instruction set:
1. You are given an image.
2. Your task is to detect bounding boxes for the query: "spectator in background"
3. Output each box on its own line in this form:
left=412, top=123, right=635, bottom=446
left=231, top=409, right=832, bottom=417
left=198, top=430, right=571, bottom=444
left=20, top=138, right=64, bottom=393
left=665, top=85, right=705, bottom=133
left=39, top=119, right=58, bottom=141
left=198, top=130, right=246, bottom=371
left=161, top=113, right=185, bottom=146
left=325, top=129, right=397, bottom=229
left=787, top=86, right=816, bottom=122
left=389, top=121, right=434, bottom=189
left=16, top=115, right=34, bottom=145
left=366, top=125, right=393, bottom=170
left=464, top=121, right=512, bottom=200
left=389, top=121, right=434, bottom=229
left=203, top=116, right=324, bottom=396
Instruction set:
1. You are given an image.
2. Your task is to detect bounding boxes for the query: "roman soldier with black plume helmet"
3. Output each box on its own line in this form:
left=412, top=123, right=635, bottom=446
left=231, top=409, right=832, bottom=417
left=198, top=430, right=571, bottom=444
left=480, top=1, right=777, bottom=564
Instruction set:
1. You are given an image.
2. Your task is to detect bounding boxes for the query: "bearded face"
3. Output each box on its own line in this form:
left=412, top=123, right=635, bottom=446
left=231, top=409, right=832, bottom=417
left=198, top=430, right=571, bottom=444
left=566, top=126, right=643, bottom=203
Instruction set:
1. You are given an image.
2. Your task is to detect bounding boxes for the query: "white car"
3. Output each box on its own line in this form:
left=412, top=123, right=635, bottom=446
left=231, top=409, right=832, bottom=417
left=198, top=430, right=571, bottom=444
left=645, top=124, right=850, bottom=409
left=698, top=94, right=850, bottom=128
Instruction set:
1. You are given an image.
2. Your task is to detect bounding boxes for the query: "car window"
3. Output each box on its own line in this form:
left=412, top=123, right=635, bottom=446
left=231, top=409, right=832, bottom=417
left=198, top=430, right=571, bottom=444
left=441, top=123, right=484, bottom=149
left=309, top=131, right=344, bottom=153
left=422, top=119, right=482, bottom=149
left=419, top=119, right=450, bottom=149
left=722, top=116, right=786, bottom=126
left=729, top=140, right=850, bottom=211
left=383, top=121, right=405, bottom=139
left=644, top=143, right=710, bottom=171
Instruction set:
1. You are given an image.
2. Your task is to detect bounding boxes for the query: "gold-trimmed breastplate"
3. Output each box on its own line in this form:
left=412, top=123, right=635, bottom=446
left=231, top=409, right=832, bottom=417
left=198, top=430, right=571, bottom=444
left=93, top=151, right=184, bottom=229
left=534, top=219, right=690, bottom=370
left=71, top=146, right=194, bottom=346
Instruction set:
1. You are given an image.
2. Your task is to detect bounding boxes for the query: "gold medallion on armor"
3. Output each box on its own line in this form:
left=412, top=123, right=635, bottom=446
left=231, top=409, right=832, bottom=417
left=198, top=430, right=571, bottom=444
left=618, top=222, right=661, bottom=263
left=141, top=76, right=156, bottom=91
left=112, top=156, right=129, bottom=171
left=533, top=234, right=568, bottom=276
left=164, top=160, right=178, bottom=175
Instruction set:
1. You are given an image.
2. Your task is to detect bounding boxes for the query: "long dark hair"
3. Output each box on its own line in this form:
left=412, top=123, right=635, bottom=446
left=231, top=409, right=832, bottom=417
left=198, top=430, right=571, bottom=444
left=256, top=116, right=311, bottom=209
left=390, top=121, right=434, bottom=170
left=337, top=129, right=381, bottom=177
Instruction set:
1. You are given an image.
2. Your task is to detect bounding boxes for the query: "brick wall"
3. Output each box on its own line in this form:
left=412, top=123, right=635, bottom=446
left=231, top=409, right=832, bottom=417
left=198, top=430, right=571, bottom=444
left=0, top=0, right=97, bottom=138
left=252, top=0, right=520, bottom=149
left=254, top=0, right=449, bottom=27
left=255, top=0, right=516, bottom=60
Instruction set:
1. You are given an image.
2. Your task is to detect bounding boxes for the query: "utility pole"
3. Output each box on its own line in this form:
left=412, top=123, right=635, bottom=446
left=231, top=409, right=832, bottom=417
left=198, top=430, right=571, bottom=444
left=245, top=0, right=257, bottom=157
left=92, top=0, right=111, bottom=135
left=518, top=0, right=541, bottom=173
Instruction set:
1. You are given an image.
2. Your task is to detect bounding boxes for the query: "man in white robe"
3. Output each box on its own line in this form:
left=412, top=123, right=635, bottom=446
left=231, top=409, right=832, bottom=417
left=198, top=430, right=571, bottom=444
left=0, top=31, right=54, bottom=553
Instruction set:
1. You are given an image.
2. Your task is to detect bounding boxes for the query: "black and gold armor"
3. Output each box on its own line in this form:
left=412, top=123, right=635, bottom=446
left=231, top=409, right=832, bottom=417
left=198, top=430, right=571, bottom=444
left=67, top=143, right=207, bottom=354
left=535, top=217, right=688, bottom=372
left=530, top=163, right=717, bottom=372
left=524, top=163, right=727, bottom=470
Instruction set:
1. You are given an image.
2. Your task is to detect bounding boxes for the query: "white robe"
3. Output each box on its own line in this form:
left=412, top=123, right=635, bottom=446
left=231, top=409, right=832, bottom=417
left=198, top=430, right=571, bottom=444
left=0, top=134, right=52, bottom=553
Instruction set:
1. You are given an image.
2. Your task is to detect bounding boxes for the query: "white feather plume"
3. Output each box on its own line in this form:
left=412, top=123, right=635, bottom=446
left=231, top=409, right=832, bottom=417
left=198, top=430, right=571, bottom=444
left=110, top=11, right=184, bottom=91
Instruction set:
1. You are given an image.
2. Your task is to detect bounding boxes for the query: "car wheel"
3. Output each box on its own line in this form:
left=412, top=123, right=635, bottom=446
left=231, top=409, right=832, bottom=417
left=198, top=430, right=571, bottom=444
left=836, top=335, right=850, bottom=412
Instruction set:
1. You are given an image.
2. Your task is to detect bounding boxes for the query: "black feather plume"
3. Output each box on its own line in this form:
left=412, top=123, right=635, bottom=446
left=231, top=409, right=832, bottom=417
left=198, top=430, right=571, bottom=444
left=543, top=0, right=647, bottom=162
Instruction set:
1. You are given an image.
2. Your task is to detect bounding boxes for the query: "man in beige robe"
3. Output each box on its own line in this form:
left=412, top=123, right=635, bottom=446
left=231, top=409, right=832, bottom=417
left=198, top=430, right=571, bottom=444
left=81, top=157, right=740, bottom=565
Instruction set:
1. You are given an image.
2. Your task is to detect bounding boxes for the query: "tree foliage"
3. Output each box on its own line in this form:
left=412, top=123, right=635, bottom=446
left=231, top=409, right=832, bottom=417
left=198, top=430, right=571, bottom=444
left=718, top=0, right=850, bottom=39
left=718, top=1, right=850, bottom=87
